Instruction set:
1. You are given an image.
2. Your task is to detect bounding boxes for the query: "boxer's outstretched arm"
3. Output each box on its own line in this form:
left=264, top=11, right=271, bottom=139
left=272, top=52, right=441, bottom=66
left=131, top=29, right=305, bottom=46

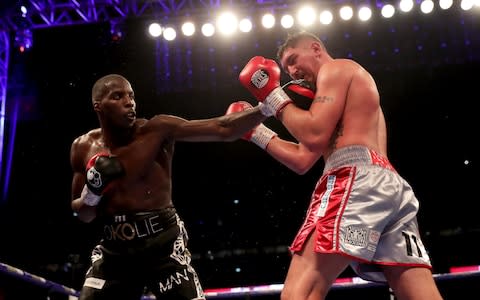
left=222, top=100, right=320, bottom=173
left=154, top=103, right=268, bottom=142
left=225, top=101, right=278, bottom=150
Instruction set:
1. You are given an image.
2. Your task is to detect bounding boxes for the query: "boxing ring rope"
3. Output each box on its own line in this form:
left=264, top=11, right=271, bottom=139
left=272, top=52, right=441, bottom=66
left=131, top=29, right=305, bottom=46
left=0, top=262, right=78, bottom=297
left=1, top=261, right=480, bottom=299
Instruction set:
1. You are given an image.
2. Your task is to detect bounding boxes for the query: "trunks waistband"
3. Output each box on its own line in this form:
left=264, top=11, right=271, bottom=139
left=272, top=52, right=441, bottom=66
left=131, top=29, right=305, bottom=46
left=102, top=206, right=177, bottom=242
left=323, top=145, right=395, bottom=174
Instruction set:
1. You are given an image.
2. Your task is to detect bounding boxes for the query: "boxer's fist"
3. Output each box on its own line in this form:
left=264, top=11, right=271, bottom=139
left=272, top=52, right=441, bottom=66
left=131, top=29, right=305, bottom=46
left=282, top=79, right=315, bottom=110
left=86, top=153, right=124, bottom=195
left=82, top=153, right=124, bottom=206
left=239, top=56, right=281, bottom=101
left=282, top=79, right=315, bottom=99
left=239, top=56, right=292, bottom=117
left=225, top=101, right=255, bottom=116
left=226, top=101, right=277, bottom=149
left=226, top=101, right=257, bottom=141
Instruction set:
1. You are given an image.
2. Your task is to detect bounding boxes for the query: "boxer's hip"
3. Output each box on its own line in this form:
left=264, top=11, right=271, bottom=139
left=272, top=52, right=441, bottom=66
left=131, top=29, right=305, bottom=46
left=101, top=206, right=177, bottom=243
left=323, top=145, right=395, bottom=174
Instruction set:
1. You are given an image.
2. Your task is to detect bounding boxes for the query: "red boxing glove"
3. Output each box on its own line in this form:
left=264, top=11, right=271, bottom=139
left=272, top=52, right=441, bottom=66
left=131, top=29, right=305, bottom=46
left=225, top=101, right=255, bottom=116
left=226, top=101, right=277, bottom=149
left=282, top=79, right=316, bottom=100
left=282, top=79, right=316, bottom=110
left=239, top=56, right=292, bottom=117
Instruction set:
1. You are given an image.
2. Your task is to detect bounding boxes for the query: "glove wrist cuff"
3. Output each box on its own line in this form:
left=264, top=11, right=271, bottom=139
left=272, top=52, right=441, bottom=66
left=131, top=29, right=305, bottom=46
left=81, top=185, right=101, bottom=206
left=251, top=124, right=277, bottom=150
left=262, top=87, right=292, bottom=117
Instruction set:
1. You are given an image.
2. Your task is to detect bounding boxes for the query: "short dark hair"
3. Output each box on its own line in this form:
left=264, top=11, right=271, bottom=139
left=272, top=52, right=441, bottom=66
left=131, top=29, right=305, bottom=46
left=91, top=74, right=127, bottom=104
left=276, top=31, right=325, bottom=60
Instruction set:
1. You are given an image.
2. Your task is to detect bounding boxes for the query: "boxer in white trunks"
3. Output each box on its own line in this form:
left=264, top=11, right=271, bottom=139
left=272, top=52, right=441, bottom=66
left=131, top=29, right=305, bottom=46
left=236, top=31, right=444, bottom=300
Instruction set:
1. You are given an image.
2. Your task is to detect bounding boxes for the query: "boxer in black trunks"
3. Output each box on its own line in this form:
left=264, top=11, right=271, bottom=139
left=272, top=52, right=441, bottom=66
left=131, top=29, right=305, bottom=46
left=70, top=74, right=266, bottom=300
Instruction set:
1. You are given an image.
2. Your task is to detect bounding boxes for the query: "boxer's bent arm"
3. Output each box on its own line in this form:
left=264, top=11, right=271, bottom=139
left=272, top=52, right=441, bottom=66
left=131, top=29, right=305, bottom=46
left=71, top=170, right=97, bottom=223
left=70, top=138, right=97, bottom=223
left=265, top=137, right=322, bottom=175
left=278, top=62, right=349, bottom=152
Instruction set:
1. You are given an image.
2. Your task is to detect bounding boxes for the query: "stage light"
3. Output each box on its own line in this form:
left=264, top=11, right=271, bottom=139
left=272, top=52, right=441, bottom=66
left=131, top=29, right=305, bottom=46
left=238, top=18, right=252, bottom=33
left=148, top=23, right=162, bottom=37
left=358, top=7, right=372, bottom=22
left=201, top=23, right=215, bottom=37
left=339, top=6, right=354, bottom=21
left=131, top=2, right=479, bottom=44
left=163, top=27, right=176, bottom=41
left=217, top=12, right=237, bottom=35
left=20, top=5, right=27, bottom=17
left=319, top=10, right=333, bottom=25
left=399, top=0, right=415, bottom=12
left=297, top=6, right=316, bottom=27
left=181, top=22, right=195, bottom=36
left=280, top=14, right=294, bottom=29
left=420, top=0, right=434, bottom=14
left=381, top=4, right=395, bottom=18
left=439, top=0, right=453, bottom=10
left=14, top=28, right=32, bottom=52
left=110, top=22, right=124, bottom=42
left=261, top=13, right=275, bottom=29
left=460, top=0, right=475, bottom=10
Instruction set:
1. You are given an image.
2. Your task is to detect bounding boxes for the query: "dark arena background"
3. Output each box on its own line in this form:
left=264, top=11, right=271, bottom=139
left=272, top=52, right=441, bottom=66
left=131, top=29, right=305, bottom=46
left=0, top=0, right=479, bottom=299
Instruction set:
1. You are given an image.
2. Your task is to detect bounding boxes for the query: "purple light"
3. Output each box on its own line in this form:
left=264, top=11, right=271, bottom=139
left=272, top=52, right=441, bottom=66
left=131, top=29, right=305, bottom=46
left=2, top=99, right=19, bottom=200
left=14, top=29, right=33, bottom=51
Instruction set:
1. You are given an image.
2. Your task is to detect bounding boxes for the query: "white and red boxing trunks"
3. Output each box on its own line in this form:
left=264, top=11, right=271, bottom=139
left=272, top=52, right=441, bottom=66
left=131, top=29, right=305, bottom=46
left=289, top=145, right=432, bottom=282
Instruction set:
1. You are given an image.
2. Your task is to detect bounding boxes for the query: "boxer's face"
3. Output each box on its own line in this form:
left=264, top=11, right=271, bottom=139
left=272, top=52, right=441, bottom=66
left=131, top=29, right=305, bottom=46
left=98, top=78, right=137, bottom=128
left=280, top=40, right=320, bottom=84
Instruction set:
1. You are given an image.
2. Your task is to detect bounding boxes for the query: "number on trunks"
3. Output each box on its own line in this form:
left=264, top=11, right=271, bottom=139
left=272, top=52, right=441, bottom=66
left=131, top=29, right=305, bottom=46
left=402, top=232, right=423, bottom=257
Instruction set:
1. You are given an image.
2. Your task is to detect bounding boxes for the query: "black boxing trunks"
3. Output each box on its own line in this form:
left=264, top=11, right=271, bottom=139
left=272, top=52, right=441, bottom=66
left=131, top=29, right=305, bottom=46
left=78, top=206, right=205, bottom=300
left=289, top=145, right=433, bottom=282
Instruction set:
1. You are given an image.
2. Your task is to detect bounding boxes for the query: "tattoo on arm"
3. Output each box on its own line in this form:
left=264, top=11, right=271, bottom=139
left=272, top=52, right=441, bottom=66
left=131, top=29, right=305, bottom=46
left=313, top=95, right=334, bottom=103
